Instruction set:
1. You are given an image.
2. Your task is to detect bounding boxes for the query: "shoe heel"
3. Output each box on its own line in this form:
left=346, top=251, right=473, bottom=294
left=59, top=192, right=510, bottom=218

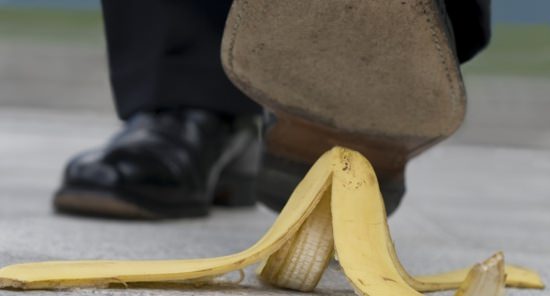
left=256, top=153, right=309, bottom=212
left=258, top=152, right=406, bottom=215
left=213, top=120, right=262, bottom=207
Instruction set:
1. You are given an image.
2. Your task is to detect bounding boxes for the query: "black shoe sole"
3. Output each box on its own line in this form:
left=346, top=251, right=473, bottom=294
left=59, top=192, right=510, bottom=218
left=53, top=189, right=209, bottom=220
left=53, top=172, right=258, bottom=220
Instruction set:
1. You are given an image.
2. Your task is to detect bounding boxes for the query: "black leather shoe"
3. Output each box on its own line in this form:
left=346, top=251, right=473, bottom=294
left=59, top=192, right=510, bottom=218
left=53, top=109, right=261, bottom=219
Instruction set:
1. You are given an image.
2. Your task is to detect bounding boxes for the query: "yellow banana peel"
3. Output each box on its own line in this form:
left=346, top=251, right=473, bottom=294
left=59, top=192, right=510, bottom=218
left=0, top=147, right=545, bottom=295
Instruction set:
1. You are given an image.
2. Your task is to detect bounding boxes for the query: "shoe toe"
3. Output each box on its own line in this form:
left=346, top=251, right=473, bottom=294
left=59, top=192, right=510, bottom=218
left=64, top=150, right=119, bottom=188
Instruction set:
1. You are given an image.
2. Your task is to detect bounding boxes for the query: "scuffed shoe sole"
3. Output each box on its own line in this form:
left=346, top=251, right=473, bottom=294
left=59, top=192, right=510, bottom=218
left=222, top=0, right=465, bottom=211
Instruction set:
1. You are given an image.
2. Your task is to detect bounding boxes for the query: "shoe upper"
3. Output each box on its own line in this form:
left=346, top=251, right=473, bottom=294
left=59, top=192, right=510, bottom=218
left=61, top=109, right=257, bottom=207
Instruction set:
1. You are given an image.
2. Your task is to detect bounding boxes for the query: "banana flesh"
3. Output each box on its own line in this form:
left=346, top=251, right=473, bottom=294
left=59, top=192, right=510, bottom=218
left=455, top=253, right=506, bottom=296
left=258, top=189, right=334, bottom=292
left=0, top=147, right=544, bottom=295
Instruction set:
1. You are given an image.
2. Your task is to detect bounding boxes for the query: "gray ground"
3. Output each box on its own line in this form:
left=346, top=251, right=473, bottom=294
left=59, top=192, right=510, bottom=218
left=0, top=25, right=549, bottom=296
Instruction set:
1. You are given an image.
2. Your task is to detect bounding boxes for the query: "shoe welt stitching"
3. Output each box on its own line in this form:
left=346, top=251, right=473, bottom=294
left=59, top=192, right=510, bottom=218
left=420, top=0, right=457, bottom=99
left=227, top=0, right=249, bottom=71
left=419, top=0, right=464, bottom=136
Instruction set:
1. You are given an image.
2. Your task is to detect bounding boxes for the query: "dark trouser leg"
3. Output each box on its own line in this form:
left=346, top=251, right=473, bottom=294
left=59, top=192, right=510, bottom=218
left=100, top=0, right=261, bottom=120
left=100, top=0, right=490, bottom=120
left=445, top=0, right=492, bottom=63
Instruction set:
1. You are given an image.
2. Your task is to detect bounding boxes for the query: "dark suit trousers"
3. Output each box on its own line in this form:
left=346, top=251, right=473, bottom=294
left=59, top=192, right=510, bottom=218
left=101, top=0, right=491, bottom=120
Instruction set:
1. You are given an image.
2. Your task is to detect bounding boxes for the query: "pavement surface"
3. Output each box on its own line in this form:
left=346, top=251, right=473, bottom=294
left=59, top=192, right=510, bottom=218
left=0, top=108, right=549, bottom=296
left=0, top=15, right=549, bottom=296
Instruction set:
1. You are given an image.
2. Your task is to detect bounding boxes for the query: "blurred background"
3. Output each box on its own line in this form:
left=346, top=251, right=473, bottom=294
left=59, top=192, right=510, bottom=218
left=0, top=2, right=548, bottom=296
left=0, top=0, right=548, bottom=242
left=0, top=0, right=548, bottom=150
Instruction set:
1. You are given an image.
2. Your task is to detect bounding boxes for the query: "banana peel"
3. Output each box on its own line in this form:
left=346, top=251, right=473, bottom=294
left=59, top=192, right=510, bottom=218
left=0, top=147, right=544, bottom=295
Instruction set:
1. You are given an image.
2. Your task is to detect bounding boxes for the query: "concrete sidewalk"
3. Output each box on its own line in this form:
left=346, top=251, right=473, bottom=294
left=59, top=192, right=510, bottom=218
left=0, top=16, right=548, bottom=295
left=0, top=108, right=548, bottom=295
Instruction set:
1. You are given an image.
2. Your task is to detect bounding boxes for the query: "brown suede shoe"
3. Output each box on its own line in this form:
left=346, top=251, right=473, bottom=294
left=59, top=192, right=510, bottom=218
left=221, top=0, right=466, bottom=215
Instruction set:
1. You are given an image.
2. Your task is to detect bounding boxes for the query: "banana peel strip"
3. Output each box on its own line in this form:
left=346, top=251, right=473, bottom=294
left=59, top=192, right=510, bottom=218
left=0, top=147, right=544, bottom=294
left=330, top=149, right=544, bottom=294
left=416, top=264, right=543, bottom=292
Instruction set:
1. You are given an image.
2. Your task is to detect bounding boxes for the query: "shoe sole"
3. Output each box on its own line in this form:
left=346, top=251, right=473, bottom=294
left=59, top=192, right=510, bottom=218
left=53, top=169, right=258, bottom=220
left=54, top=189, right=209, bottom=220
left=221, top=0, right=465, bottom=176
